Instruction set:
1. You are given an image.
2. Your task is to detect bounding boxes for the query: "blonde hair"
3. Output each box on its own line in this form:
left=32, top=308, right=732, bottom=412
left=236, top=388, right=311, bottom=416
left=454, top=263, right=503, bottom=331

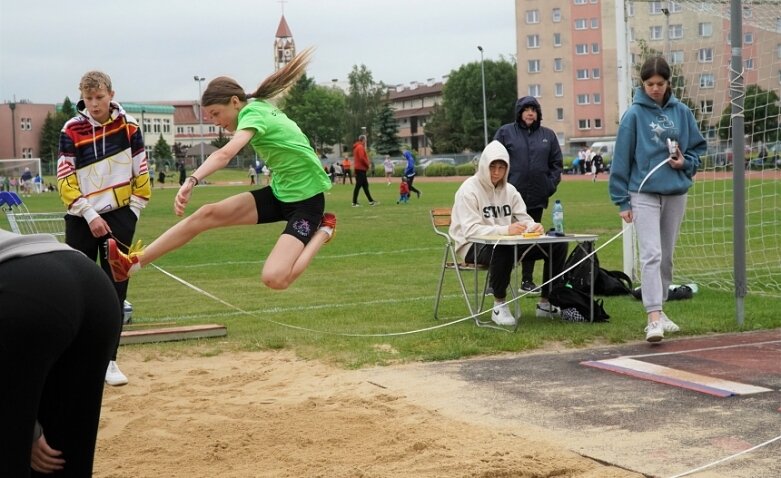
left=202, top=47, right=314, bottom=107
left=79, top=71, right=113, bottom=94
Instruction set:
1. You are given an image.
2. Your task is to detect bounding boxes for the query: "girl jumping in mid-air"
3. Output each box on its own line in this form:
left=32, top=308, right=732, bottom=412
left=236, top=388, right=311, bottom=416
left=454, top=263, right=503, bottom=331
left=108, top=48, right=336, bottom=290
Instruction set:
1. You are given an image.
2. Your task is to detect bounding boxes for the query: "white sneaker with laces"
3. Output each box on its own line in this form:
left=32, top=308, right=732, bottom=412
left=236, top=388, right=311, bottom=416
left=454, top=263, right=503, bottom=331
left=491, top=303, right=517, bottom=326
left=105, top=360, right=129, bottom=386
left=660, top=312, right=680, bottom=333
left=644, top=321, right=664, bottom=343
left=535, top=302, right=561, bottom=318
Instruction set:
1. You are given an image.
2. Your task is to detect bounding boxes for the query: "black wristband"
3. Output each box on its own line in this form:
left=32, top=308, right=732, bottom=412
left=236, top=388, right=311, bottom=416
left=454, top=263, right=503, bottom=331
left=188, top=175, right=199, bottom=186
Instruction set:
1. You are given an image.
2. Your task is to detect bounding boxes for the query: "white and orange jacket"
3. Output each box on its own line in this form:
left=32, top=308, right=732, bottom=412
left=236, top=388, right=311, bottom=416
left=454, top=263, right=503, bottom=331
left=57, top=100, right=150, bottom=223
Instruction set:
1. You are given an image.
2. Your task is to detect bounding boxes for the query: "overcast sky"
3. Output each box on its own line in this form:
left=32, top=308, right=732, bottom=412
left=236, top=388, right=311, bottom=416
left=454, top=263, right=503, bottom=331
left=0, top=0, right=516, bottom=105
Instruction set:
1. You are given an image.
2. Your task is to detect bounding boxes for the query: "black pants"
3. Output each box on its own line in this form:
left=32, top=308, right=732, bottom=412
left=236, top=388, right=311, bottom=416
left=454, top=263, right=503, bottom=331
left=0, top=251, right=119, bottom=477
left=65, top=207, right=137, bottom=361
left=352, top=170, right=374, bottom=204
left=405, top=175, right=421, bottom=197
left=466, top=240, right=567, bottom=300
left=521, top=208, right=543, bottom=283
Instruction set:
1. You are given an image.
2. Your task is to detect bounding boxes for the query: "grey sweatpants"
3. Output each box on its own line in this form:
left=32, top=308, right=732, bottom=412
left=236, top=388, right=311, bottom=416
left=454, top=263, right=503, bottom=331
left=630, top=192, right=687, bottom=314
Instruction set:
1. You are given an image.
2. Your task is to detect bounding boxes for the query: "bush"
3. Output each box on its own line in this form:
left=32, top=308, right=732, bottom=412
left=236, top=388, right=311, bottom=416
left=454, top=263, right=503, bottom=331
left=455, top=163, right=476, bottom=176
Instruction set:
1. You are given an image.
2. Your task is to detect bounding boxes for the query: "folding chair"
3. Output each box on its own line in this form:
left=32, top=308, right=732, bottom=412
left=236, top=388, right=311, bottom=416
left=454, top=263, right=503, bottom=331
left=430, top=208, right=491, bottom=322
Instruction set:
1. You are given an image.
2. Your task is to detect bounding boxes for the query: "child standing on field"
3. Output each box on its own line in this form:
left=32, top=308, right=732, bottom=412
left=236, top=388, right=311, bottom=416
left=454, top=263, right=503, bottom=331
left=108, top=48, right=336, bottom=291
left=397, top=176, right=410, bottom=204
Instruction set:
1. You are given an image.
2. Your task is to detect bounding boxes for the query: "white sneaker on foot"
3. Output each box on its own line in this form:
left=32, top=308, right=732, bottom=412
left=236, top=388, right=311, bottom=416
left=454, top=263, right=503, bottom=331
left=644, top=321, right=664, bottom=343
left=491, top=302, right=517, bottom=326
left=105, top=360, right=128, bottom=386
left=535, top=302, right=561, bottom=318
left=660, top=312, right=680, bottom=333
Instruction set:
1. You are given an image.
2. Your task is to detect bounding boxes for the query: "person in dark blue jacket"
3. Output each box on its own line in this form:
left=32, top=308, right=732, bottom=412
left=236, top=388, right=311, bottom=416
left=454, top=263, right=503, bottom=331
left=494, top=96, right=563, bottom=294
left=402, top=148, right=421, bottom=198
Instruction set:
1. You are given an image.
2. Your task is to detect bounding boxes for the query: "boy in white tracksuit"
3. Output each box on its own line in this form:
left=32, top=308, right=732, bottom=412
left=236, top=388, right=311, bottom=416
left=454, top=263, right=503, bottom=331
left=450, top=140, right=567, bottom=326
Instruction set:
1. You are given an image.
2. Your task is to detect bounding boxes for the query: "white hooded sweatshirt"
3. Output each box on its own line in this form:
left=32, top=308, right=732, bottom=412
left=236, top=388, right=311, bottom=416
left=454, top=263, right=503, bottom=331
left=449, top=140, right=537, bottom=261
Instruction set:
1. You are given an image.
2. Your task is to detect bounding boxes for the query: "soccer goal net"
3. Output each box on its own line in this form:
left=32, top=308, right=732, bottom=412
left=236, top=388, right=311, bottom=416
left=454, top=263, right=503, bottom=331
left=623, top=1, right=781, bottom=298
left=0, top=158, right=42, bottom=190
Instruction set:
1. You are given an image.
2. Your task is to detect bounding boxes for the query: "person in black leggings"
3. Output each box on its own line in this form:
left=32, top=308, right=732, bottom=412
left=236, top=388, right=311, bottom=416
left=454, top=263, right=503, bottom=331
left=0, top=230, right=119, bottom=477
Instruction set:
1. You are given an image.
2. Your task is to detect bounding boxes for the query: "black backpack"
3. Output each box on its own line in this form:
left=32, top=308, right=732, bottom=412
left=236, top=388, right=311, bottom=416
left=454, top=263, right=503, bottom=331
left=549, top=285, right=610, bottom=323
left=563, top=243, right=633, bottom=296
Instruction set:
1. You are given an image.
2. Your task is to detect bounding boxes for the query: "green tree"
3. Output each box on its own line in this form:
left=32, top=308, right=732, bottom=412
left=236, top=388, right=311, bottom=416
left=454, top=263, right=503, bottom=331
left=281, top=74, right=346, bottom=153
left=716, top=84, right=780, bottom=143
left=425, top=58, right=517, bottom=153
left=211, top=129, right=230, bottom=149
left=153, top=134, right=172, bottom=167
left=344, top=65, right=385, bottom=145
left=61, top=97, right=75, bottom=118
left=372, top=102, right=400, bottom=155
left=39, top=112, right=66, bottom=170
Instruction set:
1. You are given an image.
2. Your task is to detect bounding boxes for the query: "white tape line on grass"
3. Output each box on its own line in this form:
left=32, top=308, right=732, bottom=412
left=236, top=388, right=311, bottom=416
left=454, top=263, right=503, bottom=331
left=152, top=264, right=482, bottom=336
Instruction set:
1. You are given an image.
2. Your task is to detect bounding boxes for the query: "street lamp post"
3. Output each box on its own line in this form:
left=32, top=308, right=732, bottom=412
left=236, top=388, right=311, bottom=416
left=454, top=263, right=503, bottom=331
left=477, top=46, right=488, bottom=148
left=193, top=76, right=205, bottom=167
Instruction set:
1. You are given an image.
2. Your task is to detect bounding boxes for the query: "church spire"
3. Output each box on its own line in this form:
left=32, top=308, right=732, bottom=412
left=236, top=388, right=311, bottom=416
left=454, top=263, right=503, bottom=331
left=274, top=13, right=296, bottom=71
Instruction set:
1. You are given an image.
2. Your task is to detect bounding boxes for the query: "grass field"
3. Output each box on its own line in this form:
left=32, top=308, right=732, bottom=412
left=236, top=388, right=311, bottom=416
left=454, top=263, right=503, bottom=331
left=4, top=172, right=780, bottom=368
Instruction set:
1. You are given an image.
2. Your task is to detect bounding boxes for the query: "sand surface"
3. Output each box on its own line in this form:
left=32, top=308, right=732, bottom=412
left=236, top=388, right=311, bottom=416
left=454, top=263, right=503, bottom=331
left=94, top=349, right=642, bottom=477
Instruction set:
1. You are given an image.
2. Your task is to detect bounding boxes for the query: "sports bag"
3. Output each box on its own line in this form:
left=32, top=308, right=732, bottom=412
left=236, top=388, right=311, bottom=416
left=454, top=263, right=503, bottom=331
left=548, top=285, right=610, bottom=323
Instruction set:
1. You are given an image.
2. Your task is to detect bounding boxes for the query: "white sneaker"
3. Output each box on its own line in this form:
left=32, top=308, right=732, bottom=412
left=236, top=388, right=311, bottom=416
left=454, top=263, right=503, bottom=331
left=535, top=302, right=561, bottom=318
left=491, top=303, right=517, bottom=326
left=105, top=360, right=128, bottom=386
left=660, top=312, right=680, bottom=333
left=644, top=321, right=664, bottom=343
left=660, top=312, right=681, bottom=333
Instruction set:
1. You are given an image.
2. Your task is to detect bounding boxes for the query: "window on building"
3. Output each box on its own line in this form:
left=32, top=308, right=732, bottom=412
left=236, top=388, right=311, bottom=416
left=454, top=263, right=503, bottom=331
left=698, top=22, right=712, bottom=37
left=553, top=32, right=562, bottom=46
left=575, top=18, right=587, bottom=30
left=577, top=94, right=590, bottom=105
left=208, top=126, right=216, bottom=133
left=650, top=26, right=663, bottom=40
left=671, top=1, right=682, bottom=13
left=669, top=24, right=683, bottom=39
left=627, top=1, right=635, bottom=16
left=591, top=18, right=599, bottom=29
left=153, top=118, right=161, bottom=133
left=700, top=73, right=715, bottom=88
left=574, top=0, right=586, bottom=5
left=527, top=34, right=541, bottom=48
left=594, top=118, right=603, bottom=129
left=593, top=93, right=602, bottom=104
left=177, top=126, right=184, bottom=134
left=554, top=58, right=563, bottom=71
left=629, top=27, right=635, bottom=42
left=744, top=32, right=754, bottom=44
left=552, top=8, right=561, bottom=22
left=671, top=50, right=684, bottom=64
left=578, top=119, right=591, bottom=129
left=698, top=48, right=713, bottom=62
left=526, top=9, right=540, bottom=23
left=745, top=58, right=754, bottom=70
left=556, top=108, right=564, bottom=121
left=777, top=43, right=781, bottom=59
left=528, top=59, right=541, bottom=73
left=742, top=6, right=752, bottom=19
left=592, top=68, right=601, bottom=78
left=591, top=43, right=600, bottom=54
left=576, top=69, right=590, bottom=80
left=576, top=43, right=588, bottom=55
left=650, top=1, right=663, bottom=14
left=700, top=99, right=713, bottom=114
left=529, top=84, right=542, bottom=97
left=187, top=126, right=194, bottom=134
left=555, top=83, right=564, bottom=96
left=163, top=119, right=171, bottom=133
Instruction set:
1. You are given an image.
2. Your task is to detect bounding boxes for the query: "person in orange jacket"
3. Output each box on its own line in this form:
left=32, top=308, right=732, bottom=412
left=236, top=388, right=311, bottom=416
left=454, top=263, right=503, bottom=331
left=351, top=135, right=377, bottom=207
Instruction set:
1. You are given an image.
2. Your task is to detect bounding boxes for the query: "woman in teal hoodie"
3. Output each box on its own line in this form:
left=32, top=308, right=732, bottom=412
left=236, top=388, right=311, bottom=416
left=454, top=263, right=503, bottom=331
left=609, top=56, right=706, bottom=343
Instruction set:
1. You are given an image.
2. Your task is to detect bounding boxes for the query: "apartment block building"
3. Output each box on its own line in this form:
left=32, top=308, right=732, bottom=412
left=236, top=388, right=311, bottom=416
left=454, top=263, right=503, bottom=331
left=386, top=80, right=444, bottom=156
left=515, top=0, right=781, bottom=153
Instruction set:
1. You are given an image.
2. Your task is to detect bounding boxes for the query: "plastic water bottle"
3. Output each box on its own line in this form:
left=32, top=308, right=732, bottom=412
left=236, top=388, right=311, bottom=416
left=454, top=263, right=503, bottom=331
left=552, top=199, right=564, bottom=234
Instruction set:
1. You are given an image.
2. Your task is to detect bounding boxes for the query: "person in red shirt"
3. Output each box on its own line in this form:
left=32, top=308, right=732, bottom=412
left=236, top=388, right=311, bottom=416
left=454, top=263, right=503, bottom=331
left=351, top=135, right=378, bottom=207
left=397, top=176, right=410, bottom=204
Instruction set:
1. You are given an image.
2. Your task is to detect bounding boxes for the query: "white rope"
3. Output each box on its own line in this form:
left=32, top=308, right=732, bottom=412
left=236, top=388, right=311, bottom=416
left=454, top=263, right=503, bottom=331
left=666, top=433, right=781, bottom=478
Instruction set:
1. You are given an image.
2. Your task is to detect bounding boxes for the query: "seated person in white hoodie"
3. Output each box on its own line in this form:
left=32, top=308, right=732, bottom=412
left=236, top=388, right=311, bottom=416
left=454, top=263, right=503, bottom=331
left=449, top=141, right=566, bottom=326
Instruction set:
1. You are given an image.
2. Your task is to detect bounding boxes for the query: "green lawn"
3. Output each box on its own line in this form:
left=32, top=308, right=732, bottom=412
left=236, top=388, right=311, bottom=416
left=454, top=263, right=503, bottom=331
left=4, top=172, right=780, bottom=368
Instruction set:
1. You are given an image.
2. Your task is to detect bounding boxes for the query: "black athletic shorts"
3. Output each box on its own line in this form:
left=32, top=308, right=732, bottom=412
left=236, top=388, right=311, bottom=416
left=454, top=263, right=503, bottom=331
left=251, top=186, right=325, bottom=245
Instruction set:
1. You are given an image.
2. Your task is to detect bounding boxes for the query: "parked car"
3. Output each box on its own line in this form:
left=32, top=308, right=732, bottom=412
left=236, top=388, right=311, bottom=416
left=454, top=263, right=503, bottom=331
left=419, top=157, right=456, bottom=170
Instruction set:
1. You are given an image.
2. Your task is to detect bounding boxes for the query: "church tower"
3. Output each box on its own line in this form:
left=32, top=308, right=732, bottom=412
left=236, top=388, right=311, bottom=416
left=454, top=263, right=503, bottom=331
left=274, top=15, right=296, bottom=71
